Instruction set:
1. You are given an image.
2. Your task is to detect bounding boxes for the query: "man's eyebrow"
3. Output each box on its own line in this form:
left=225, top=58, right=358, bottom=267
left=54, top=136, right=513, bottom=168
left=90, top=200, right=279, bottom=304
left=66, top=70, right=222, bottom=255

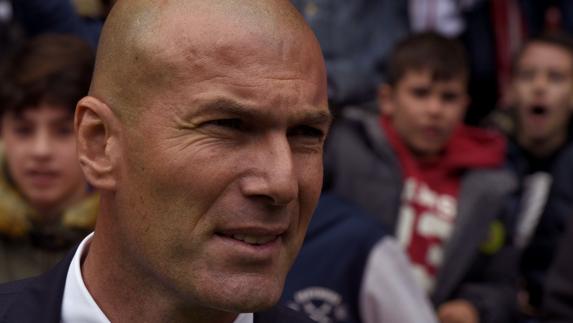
left=195, top=98, right=333, bottom=126
left=298, top=110, right=333, bottom=128
left=196, top=99, right=258, bottom=119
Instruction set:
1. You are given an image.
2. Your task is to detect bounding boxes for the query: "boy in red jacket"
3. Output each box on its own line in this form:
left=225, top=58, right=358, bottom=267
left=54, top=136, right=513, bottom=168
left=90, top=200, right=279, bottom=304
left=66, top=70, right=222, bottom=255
left=325, top=32, right=518, bottom=323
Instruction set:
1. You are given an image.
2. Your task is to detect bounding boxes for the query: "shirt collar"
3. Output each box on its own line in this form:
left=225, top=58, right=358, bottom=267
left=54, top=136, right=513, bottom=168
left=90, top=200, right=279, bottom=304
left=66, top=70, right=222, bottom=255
left=61, top=232, right=109, bottom=323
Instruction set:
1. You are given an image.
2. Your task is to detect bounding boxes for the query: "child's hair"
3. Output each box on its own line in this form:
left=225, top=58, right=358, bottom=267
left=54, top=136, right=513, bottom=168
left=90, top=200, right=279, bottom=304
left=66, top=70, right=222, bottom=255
left=0, top=34, right=95, bottom=117
left=512, top=32, right=573, bottom=75
left=384, top=32, right=469, bottom=86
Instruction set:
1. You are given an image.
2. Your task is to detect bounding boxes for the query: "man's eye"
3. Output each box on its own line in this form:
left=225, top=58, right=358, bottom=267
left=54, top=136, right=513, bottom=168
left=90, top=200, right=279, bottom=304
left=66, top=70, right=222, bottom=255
left=288, top=125, right=325, bottom=140
left=204, top=118, right=244, bottom=130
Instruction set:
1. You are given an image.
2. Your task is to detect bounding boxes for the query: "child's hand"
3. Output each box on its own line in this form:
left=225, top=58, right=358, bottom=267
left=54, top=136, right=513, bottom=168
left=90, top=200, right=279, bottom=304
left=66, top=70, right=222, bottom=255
left=437, top=299, right=478, bottom=323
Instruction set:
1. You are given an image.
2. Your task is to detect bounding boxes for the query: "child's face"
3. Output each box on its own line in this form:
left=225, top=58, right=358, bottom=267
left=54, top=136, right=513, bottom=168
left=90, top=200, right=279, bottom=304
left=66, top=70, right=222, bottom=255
left=512, top=42, right=573, bottom=143
left=381, top=69, right=468, bottom=160
left=1, top=104, right=86, bottom=214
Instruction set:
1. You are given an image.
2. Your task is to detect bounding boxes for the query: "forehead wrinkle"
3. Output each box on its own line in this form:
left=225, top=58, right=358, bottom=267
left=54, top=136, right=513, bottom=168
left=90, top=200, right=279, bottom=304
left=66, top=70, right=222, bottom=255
left=180, top=97, right=331, bottom=129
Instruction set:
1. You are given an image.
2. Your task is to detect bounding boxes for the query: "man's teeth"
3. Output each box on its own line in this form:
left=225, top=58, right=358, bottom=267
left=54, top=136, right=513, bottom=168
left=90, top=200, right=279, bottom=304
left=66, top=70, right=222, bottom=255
left=231, top=234, right=277, bottom=245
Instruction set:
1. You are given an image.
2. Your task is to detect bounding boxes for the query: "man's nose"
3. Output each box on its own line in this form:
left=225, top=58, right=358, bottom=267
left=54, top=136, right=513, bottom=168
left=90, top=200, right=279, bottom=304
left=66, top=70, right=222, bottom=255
left=239, top=134, right=298, bottom=206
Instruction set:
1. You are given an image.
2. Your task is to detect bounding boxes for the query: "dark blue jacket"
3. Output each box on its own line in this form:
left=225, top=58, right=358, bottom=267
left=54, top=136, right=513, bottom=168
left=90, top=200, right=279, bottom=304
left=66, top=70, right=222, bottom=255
left=507, top=140, right=573, bottom=309
left=543, top=214, right=573, bottom=322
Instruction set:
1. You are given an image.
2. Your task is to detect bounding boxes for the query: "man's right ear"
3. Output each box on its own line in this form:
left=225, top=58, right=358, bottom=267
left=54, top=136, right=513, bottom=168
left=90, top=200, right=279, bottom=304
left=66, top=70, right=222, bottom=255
left=377, top=84, right=395, bottom=116
left=75, top=96, right=119, bottom=190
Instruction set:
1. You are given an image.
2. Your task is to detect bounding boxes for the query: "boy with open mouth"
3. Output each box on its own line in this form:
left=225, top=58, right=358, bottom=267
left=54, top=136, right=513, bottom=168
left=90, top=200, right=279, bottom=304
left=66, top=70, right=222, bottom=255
left=505, top=32, right=573, bottom=319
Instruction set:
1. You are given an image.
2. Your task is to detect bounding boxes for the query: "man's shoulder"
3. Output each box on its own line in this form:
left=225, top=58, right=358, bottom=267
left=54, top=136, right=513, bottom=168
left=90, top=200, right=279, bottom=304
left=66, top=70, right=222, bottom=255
left=0, top=276, right=55, bottom=322
left=0, top=278, right=27, bottom=309
left=0, top=249, right=73, bottom=323
left=255, top=304, right=315, bottom=323
left=0, top=273, right=47, bottom=302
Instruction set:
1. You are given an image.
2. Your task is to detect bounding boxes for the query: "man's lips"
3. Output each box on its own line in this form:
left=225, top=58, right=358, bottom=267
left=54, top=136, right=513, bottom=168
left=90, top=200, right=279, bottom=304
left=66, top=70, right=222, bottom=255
left=226, top=233, right=278, bottom=245
left=215, top=227, right=286, bottom=246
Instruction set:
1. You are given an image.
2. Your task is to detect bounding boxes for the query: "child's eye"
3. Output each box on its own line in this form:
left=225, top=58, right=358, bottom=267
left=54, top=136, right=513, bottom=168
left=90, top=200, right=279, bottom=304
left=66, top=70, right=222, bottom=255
left=517, top=69, right=534, bottom=81
left=441, top=92, right=461, bottom=103
left=548, top=71, right=566, bottom=83
left=12, top=125, right=33, bottom=137
left=410, top=87, right=430, bottom=99
left=55, top=125, right=74, bottom=137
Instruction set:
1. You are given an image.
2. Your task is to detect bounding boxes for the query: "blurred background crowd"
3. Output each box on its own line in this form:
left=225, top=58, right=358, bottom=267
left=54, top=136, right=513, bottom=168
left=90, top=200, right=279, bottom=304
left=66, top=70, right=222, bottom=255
left=2, top=0, right=573, bottom=322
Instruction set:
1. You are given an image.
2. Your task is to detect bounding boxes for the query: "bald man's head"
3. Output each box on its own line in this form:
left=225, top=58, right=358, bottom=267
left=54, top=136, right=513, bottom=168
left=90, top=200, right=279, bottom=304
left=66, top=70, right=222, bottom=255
left=89, top=0, right=320, bottom=123
left=75, top=0, right=329, bottom=319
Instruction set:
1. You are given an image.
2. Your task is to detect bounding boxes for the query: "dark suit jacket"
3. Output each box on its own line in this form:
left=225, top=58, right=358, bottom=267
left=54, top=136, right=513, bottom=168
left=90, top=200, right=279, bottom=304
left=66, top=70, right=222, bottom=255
left=0, top=249, right=314, bottom=323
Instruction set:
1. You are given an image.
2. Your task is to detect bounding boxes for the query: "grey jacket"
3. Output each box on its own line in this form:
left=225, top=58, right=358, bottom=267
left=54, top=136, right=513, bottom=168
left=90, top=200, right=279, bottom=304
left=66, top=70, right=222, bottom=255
left=324, top=109, right=519, bottom=323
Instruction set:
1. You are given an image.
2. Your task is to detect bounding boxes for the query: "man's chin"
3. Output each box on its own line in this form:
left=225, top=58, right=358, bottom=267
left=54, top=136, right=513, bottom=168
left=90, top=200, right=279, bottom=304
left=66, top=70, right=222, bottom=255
left=203, top=277, right=284, bottom=313
left=223, top=295, right=279, bottom=313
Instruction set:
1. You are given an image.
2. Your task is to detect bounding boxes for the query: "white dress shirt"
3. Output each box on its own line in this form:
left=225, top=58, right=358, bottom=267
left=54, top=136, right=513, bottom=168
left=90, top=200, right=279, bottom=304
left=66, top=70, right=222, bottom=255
left=61, top=233, right=253, bottom=323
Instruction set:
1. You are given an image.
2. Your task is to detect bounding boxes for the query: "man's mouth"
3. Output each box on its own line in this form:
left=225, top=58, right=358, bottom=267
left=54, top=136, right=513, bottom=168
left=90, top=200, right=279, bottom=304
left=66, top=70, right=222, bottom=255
left=230, top=234, right=278, bottom=245
left=213, top=228, right=287, bottom=260
left=216, top=231, right=281, bottom=246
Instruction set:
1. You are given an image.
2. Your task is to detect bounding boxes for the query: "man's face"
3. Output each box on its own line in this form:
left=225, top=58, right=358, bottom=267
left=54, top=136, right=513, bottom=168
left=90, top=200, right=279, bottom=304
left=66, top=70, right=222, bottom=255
left=382, top=70, right=468, bottom=159
left=108, top=27, right=329, bottom=312
left=512, top=42, right=573, bottom=143
left=1, top=104, right=86, bottom=213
